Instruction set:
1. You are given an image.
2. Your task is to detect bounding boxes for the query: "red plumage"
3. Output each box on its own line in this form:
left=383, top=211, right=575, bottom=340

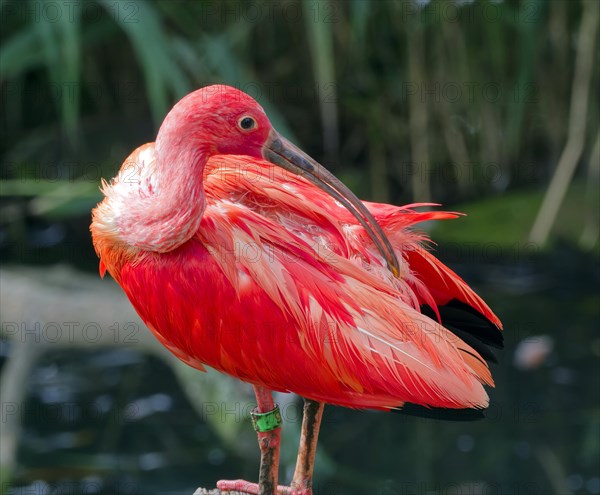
left=91, top=85, right=503, bottom=492
left=92, top=139, right=502, bottom=412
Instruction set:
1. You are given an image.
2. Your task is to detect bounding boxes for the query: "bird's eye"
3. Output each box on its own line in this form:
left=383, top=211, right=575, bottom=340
left=238, top=116, right=256, bottom=131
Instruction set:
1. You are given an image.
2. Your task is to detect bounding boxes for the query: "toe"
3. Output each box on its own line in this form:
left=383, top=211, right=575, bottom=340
left=216, top=479, right=260, bottom=494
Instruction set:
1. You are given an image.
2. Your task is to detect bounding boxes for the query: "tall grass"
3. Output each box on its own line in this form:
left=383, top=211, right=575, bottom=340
left=0, top=0, right=597, bottom=231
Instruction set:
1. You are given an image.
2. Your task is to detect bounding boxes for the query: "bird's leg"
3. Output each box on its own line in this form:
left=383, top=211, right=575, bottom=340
left=217, top=393, right=325, bottom=495
left=217, top=385, right=282, bottom=495
left=253, top=385, right=282, bottom=494
left=285, top=399, right=325, bottom=495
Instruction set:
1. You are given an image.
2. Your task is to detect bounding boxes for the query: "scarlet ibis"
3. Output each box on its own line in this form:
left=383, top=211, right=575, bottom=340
left=91, top=85, right=502, bottom=495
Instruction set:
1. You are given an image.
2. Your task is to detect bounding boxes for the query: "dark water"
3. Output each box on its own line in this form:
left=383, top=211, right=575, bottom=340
left=2, top=243, right=599, bottom=495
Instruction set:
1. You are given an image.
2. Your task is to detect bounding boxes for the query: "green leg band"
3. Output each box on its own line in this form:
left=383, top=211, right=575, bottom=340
left=251, top=404, right=283, bottom=432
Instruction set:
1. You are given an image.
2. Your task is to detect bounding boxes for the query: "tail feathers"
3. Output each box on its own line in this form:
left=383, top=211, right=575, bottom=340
left=458, top=346, right=494, bottom=385
left=406, top=246, right=502, bottom=329
left=393, top=403, right=486, bottom=421
left=364, top=202, right=462, bottom=230
left=367, top=202, right=502, bottom=330
left=370, top=204, right=504, bottom=368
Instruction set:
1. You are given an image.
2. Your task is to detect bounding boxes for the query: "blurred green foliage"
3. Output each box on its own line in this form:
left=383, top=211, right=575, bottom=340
left=1, top=0, right=597, bottom=218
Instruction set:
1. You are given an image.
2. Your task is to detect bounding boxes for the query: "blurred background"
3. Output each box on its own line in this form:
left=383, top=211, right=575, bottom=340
left=1, top=0, right=599, bottom=494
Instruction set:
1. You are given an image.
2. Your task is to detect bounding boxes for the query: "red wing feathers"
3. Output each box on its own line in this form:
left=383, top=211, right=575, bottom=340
left=109, top=155, right=501, bottom=412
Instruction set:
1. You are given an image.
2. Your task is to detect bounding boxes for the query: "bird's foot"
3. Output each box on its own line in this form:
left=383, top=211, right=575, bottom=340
left=217, top=479, right=312, bottom=495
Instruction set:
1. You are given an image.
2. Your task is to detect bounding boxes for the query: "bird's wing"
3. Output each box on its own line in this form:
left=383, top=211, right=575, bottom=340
left=363, top=202, right=504, bottom=363
left=204, top=158, right=502, bottom=331
left=174, top=155, right=496, bottom=410
left=363, top=202, right=501, bottom=325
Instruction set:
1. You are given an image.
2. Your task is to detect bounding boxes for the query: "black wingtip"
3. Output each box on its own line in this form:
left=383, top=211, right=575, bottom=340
left=421, top=298, right=504, bottom=366
left=393, top=403, right=486, bottom=421
left=443, top=299, right=504, bottom=349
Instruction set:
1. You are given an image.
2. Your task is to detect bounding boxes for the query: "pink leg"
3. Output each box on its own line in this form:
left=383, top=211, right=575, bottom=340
left=288, top=399, right=325, bottom=494
left=217, top=393, right=325, bottom=495
left=217, top=385, right=282, bottom=495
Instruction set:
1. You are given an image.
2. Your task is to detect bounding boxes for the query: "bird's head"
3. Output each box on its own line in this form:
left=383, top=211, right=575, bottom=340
left=155, top=85, right=269, bottom=159
left=156, top=84, right=400, bottom=276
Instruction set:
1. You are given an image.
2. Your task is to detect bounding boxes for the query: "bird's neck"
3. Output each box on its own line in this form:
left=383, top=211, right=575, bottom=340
left=92, top=140, right=209, bottom=257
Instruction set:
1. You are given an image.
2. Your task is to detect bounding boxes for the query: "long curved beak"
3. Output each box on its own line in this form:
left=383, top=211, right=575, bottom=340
left=262, top=130, right=400, bottom=277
